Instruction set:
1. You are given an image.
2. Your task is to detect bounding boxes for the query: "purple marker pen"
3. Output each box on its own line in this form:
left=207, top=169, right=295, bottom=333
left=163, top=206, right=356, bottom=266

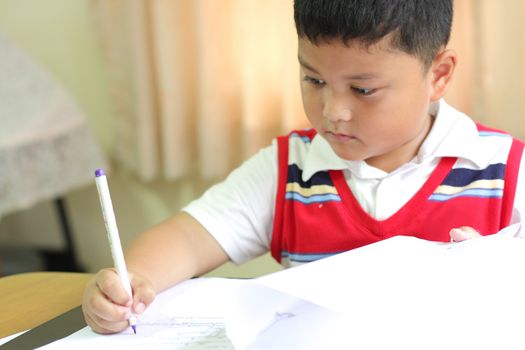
left=95, top=168, right=137, bottom=334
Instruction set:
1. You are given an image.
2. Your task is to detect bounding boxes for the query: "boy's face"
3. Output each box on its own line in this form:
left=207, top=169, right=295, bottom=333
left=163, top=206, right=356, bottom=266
left=298, top=37, right=438, bottom=172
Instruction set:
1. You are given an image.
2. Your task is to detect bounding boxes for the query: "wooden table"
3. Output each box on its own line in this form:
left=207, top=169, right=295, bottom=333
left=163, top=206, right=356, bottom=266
left=0, top=272, right=93, bottom=339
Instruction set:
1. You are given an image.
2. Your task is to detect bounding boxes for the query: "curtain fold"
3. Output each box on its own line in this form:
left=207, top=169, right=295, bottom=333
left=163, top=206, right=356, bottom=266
left=91, top=0, right=525, bottom=182
left=151, top=0, right=198, bottom=180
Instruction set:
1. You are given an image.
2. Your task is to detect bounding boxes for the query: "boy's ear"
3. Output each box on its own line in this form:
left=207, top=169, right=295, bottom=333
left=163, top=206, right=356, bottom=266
left=429, top=49, right=457, bottom=102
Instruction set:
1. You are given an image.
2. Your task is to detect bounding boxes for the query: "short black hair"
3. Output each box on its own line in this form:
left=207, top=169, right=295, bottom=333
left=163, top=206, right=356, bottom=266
left=294, top=0, right=453, bottom=68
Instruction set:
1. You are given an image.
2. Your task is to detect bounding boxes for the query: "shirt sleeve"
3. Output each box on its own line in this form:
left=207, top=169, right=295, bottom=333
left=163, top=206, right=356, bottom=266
left=182, top=141, right=278, bottom=265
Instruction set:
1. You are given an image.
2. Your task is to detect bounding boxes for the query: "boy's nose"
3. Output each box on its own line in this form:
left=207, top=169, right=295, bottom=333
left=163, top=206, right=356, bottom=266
left=323, top=93, right=352, bottom=122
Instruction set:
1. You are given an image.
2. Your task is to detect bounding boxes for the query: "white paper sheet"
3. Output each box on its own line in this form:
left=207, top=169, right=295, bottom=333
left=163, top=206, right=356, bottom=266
left=39, top=278, right=246, bottom=349
left=226, top=223, right=525, bottom=349
left=36, top=224, right=525, bottom=349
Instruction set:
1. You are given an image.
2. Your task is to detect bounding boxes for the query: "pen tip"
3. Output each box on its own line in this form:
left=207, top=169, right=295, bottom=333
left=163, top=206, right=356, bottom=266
left=132, top=325, right=137, bottom=334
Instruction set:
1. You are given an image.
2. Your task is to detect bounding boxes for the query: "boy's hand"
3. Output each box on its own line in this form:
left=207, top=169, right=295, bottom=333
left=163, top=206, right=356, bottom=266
left=449, top=226, right=482, bottom=242
left=82, top=268, right=156, bottom=334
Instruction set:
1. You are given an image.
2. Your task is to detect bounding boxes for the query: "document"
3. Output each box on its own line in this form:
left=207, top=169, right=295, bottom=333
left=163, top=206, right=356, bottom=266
left=39, top=278, right=247, bottom=349
left=39, top=223, right=525, bottom=349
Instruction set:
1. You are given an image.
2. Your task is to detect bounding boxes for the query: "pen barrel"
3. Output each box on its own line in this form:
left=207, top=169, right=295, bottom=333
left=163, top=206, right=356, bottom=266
left=95, top=175, right=133, bottom=297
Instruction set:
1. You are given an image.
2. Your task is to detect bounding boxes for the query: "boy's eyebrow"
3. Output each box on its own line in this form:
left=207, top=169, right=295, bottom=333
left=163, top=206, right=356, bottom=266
left=298, top=56, right=320, bottom=74
left=298, top=56, right=380, bottom=80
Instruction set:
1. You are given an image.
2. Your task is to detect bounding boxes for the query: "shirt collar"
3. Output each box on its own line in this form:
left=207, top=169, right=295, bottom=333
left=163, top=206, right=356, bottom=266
left=419, top=100, right=495, bottom=167
left=302, top=100, right=492, bottom=182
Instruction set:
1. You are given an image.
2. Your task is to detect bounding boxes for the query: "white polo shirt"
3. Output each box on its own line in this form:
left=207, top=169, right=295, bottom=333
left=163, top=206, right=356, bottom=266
left=183, top=100, right=525, bottom=264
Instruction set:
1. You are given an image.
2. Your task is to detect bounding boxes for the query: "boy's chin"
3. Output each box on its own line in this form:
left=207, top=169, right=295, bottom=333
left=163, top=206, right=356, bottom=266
left=332, top=149, right=365, bottom=162
left=324, top=138, right=365, bottom=162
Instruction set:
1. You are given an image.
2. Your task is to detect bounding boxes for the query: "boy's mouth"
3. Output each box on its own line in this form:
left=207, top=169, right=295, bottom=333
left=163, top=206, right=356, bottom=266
left=324, top=130, right=357, bottom=142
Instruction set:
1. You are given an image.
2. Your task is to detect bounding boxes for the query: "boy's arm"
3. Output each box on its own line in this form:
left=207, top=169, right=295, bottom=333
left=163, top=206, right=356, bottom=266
left=125, top=212, right=229, bottom=292
left=83, top=142, right=277, bottom=333
left=82, top=212, right=229, bottom=334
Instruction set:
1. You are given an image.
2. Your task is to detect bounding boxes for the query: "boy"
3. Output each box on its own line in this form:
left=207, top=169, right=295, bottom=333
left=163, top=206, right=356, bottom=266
left=83, top=0, right=525, bottom=334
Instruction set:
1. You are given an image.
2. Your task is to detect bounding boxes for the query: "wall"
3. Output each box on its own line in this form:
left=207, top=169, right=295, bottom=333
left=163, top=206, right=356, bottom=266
left=0, top=0, right=281, bottom=277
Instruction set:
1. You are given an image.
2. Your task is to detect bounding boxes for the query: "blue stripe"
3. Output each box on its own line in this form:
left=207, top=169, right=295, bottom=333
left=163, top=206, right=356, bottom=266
left=281, top=251, right=337, bottom=262
left=441, top=164, right=505, bottom=187
left=478, top=131, right=511, bottom=137
left=429, top=188, right=503, bottom=201
left=287, top=164, right=334, bottom=187
left=285, top=192, right=341, bottom=203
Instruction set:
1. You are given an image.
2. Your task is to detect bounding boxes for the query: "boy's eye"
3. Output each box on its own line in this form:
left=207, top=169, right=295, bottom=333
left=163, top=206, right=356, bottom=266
left=303, top=76, right=325, bottom=86
left=352, top=87, right=376, bottom=96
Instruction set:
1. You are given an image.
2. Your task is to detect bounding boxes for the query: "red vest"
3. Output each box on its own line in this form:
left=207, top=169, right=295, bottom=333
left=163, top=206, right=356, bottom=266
left=271, top=127, right=524, bottom=265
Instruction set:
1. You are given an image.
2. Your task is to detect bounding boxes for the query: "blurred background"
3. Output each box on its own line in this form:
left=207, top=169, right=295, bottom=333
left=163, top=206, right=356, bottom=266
left=0, top=0, right=523, bottom=277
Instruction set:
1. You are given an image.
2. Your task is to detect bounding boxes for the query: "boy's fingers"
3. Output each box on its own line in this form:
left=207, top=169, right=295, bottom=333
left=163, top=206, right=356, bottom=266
left=131, top=288, right=155, bottom=314
left=130, top=273, right=156, bottom=314
left=134, top=301, right=147, bottom=314
left=96, top=269, right=132, bottom=306
left=84, top=278, right=131, bottom=321
left=83, top=282, right=131, bottom=334
left=84, top=310, right=129, bottom=334
left=83, top=269, right=156, bottom=334
left=88, top=291, right=131, bottom=323
left=450, top=226, right=482, bottom=242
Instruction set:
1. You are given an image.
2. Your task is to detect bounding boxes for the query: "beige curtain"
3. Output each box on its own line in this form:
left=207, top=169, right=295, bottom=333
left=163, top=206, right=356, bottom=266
left=92, top=0, right=307, bottom=182
left=447, top=0, right=525, bottom=139
left=91, top=0, right=525, bottom=182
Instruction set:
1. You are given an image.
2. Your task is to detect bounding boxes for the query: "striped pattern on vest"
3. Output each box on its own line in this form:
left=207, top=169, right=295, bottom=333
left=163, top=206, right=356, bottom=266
left=271, top=127, right=524, bottom=267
